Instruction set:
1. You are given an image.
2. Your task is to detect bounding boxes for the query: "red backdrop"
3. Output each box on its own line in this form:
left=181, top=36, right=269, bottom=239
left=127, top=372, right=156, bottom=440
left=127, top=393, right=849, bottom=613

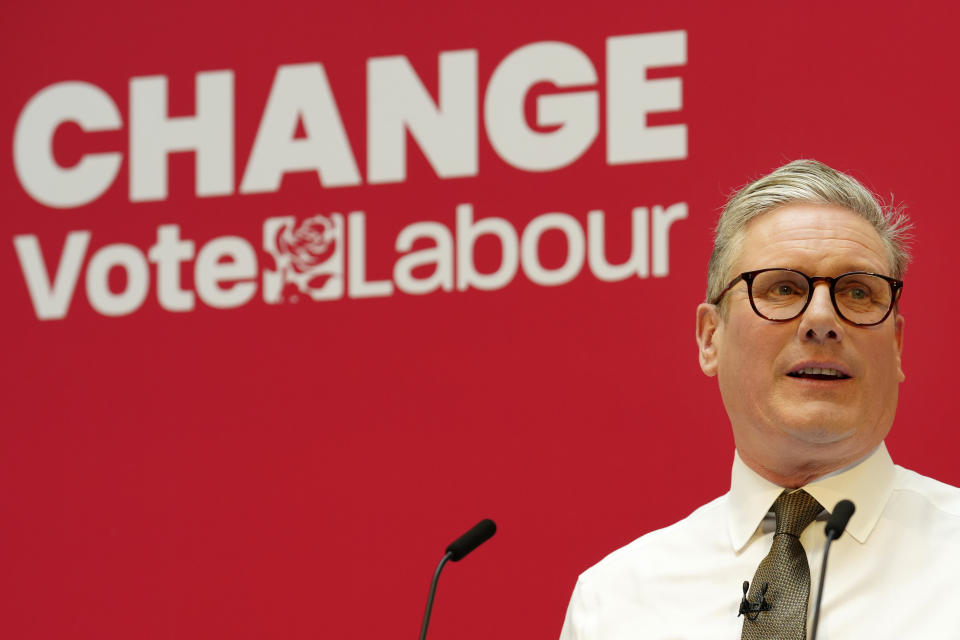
left=3, top=2, right=959, bottom=639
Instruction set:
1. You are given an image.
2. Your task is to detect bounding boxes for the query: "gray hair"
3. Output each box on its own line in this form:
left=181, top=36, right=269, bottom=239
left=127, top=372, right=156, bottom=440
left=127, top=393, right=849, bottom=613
left=706, top=159, right=912, bottom=304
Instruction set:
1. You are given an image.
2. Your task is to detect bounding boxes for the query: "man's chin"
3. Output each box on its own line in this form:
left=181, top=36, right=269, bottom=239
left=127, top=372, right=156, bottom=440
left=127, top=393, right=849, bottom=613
left=769, top=399, right=862, bottom=445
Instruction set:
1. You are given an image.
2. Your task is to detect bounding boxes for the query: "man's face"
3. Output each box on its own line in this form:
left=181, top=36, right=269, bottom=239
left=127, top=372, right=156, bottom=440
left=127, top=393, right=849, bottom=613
left=696, top=204, right=905, bottom=476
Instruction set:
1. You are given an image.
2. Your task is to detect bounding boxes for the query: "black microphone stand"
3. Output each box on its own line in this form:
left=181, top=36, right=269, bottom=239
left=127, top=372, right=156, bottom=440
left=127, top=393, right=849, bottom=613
left=810, top=500, right=855, bottom=640
left=419, top=551, right=452, bottom=640
left=419, top=519, right=496, bottom=640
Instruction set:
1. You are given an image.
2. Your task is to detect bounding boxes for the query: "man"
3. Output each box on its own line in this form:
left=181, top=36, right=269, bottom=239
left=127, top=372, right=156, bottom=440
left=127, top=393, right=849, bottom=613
left=559, top=160, right=960, bottom=639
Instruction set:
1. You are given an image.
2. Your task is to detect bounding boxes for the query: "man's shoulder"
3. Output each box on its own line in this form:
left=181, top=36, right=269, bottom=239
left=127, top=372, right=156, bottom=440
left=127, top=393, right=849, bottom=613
left=892, top=464, right=960, bottom=519
left=579, top=493, right=730, bottom=586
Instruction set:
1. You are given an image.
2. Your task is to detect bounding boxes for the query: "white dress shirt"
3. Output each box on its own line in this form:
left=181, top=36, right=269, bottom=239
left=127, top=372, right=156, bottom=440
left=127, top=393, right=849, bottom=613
left=559, top=443, right=960, bottom=639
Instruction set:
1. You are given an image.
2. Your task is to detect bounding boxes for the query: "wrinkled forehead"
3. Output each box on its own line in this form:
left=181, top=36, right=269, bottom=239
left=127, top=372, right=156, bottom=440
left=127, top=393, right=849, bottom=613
left=732, top=205, right=895, bottom=275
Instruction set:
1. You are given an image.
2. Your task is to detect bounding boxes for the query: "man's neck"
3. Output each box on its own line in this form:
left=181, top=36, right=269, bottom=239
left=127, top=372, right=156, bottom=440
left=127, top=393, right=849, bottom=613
left=737, top=447, right=870, bottom=488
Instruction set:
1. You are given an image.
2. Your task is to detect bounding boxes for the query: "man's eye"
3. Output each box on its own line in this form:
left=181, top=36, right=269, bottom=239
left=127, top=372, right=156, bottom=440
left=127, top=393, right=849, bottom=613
left=770, top=283, right=800, bottom=297
left=838, top=281, right=874, bottom=300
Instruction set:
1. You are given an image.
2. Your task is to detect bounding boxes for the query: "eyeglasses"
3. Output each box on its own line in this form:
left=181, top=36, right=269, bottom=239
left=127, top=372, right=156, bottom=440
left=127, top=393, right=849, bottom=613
left=711, top=268, right=903, bottom=326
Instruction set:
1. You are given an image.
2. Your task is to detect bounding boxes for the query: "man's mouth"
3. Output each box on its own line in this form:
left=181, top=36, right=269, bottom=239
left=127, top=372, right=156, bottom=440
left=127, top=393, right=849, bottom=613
left=787, top=367, right=851, bottom=380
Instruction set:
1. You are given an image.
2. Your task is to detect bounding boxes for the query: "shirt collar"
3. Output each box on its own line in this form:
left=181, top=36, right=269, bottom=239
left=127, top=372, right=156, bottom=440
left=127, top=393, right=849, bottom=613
left=727, top=443, right=896, bottom=552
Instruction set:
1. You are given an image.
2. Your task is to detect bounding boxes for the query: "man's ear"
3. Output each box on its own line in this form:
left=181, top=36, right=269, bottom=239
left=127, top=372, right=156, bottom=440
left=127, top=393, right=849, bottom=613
left=696, top=303, right=721, bottom=377
left=895, top=313, right=905, bottom=382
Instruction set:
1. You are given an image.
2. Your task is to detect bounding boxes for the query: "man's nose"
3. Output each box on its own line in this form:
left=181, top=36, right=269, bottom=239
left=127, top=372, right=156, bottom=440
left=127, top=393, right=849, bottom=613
left=797, top=282, right=844, bottom=342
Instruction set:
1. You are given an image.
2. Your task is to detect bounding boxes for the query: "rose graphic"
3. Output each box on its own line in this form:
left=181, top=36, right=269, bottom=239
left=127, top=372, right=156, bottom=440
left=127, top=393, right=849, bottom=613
left=276, top=215, right=337, bottom=273
left=262, top=213, right=344, bottom=304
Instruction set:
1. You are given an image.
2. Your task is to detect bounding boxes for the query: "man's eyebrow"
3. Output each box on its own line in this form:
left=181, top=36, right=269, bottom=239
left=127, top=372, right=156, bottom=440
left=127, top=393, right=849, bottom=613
left=772, top=262, right=891, bottom=275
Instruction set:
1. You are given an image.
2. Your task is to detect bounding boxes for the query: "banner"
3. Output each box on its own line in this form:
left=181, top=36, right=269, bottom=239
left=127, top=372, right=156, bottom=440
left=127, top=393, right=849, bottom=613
left=3, top=3, right=957, bottom=639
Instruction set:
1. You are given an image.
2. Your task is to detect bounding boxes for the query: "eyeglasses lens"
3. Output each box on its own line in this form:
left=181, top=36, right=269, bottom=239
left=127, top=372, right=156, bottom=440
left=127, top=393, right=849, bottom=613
left=749, top=269, right=892, bottom=324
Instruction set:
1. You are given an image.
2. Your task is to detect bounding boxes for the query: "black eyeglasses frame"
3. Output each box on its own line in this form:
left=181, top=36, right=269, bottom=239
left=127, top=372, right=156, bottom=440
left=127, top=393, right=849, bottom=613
left=710, top=268, right=904, bottom=327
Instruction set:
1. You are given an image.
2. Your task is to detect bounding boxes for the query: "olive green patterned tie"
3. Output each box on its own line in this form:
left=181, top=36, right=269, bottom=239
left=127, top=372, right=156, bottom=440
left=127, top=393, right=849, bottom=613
left=741, top=489, right=823, bottom=640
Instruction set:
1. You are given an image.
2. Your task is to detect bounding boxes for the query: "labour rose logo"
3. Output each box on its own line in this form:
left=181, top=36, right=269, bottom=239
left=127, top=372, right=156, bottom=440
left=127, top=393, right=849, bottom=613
left=262, top=214, right=344, bottom=303
left=279, top=215, right=337, bottom=273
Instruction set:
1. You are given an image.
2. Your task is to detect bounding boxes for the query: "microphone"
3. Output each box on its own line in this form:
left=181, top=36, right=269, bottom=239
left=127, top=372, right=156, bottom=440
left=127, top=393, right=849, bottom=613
left=446, top=518, right=497, bottom=561
left=419, top=519, right=497, bottom=640
left=824, top=500, right=855, bottom=540
left=810, top=499, right=855, bottom=640
left=738, top=580, right=771, bottom=620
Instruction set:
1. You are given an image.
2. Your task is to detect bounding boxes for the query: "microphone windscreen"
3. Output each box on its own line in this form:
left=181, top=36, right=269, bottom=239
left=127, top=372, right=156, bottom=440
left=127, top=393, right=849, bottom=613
left=445, top=518, right=496, bottom=561
left=824, top=500, right=855, bottom=539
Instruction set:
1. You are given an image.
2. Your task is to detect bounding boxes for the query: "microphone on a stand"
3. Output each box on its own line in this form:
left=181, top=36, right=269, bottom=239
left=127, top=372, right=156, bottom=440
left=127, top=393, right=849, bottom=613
left=419, top=518, right=497, bottom=640
left=810, top=499, right=855, bottom=640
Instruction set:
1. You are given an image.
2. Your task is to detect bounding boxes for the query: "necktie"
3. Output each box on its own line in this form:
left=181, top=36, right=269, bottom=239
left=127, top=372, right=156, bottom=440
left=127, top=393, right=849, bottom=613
left=741, top=489, right=823, bottom=640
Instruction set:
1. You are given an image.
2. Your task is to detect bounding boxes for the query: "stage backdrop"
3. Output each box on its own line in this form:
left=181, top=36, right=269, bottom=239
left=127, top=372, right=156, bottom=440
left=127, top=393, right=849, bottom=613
left=3, top=2, right=959, bottom=639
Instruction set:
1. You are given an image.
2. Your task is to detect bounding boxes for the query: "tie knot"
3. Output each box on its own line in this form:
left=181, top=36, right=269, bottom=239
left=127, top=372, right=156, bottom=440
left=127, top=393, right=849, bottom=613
left=772, top=489, right=822, bottom=537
